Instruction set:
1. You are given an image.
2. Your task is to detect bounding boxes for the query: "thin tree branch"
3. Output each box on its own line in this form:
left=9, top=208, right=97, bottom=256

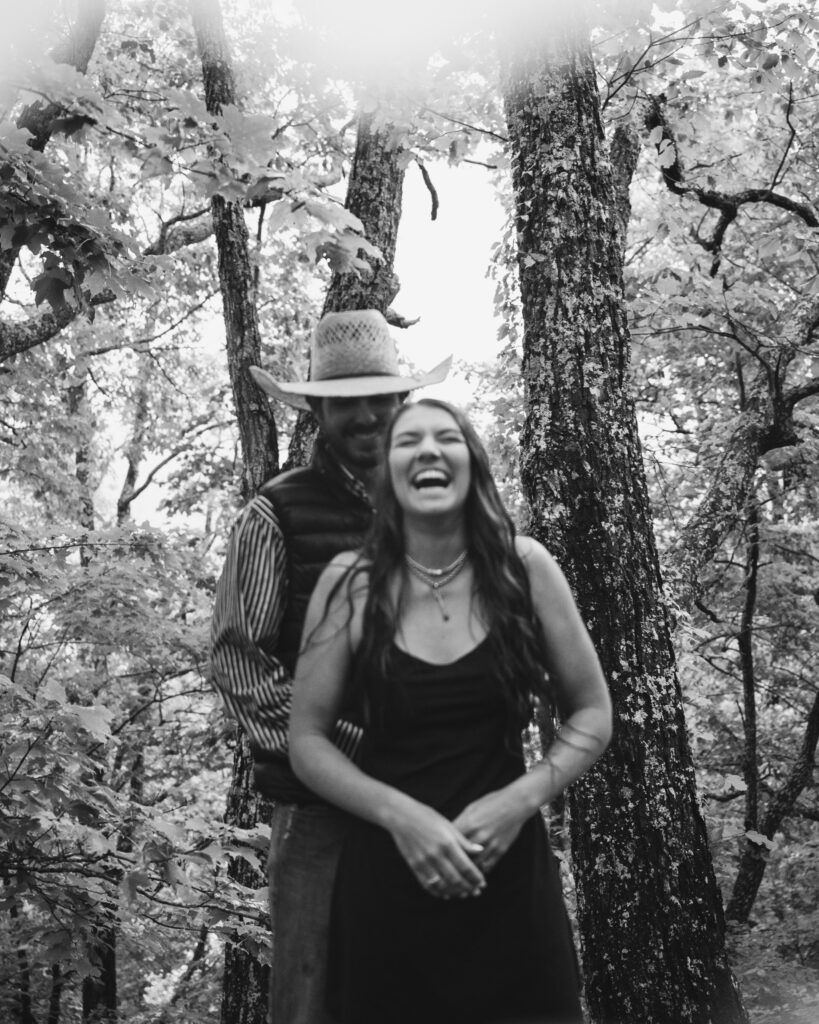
left=421, top=106, right=508, bottom=143
left=415, top=158, right=439, bottom=221
left=119, top=420, right=232, bottom=509
left=737, top=500, right=760, bottom=834
left=768, top=82, right=796, bottom=193
left=84, top=292, right=219, bottom=357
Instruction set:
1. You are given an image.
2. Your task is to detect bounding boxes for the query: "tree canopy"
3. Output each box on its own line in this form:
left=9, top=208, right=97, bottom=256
left=2, top=2, right=818, bottom=1022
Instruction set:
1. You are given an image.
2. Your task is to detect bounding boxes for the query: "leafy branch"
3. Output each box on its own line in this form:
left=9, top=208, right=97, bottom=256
left=643, top=94, right=818, bottom=277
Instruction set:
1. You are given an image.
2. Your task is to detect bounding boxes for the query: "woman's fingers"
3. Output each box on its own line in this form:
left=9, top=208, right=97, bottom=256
left=415, top=839, right=486, bottom=898
left=391, top=801, right=488, bottom=898
left=440, top=839, right=487, bottom=897
left=420, top=863, right=470, bottom=898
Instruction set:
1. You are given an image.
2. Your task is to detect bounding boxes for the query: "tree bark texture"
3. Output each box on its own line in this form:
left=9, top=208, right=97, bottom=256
left=321, top=108, right=405, bottom=316
left=0, top=0, right=107, bottom=301
left=609, top=122, right=640, bottom=260
left=190, top=0, right=277, bottom=500
left=286, top=106, right=408, bottom=468
left=191, top=5, right=275, bottom=1024
left=502, top=23, right=747, bottom=1024
left=217, top=734, right=271, bottom=1024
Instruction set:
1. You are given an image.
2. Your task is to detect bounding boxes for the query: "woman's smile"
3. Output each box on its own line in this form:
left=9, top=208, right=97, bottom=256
left=388, top=404, right=471, bottom=515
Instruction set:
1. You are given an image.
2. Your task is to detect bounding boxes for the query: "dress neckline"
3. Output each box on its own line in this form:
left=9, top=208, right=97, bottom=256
left=392, top=633, right=490, bottom=668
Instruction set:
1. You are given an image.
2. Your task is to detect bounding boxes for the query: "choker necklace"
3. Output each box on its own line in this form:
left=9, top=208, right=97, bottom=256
left=404, top=551, right=468, bottom=622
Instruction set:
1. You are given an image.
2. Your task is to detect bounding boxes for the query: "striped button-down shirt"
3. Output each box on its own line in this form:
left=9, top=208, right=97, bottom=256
left=210, top=446, right=369, bottom=762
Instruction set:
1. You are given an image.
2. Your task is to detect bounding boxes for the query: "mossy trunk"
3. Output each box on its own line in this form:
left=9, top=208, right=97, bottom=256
left=502, top=18, right=747, bottom=1024
left=285, top=106, right=407, bottom=469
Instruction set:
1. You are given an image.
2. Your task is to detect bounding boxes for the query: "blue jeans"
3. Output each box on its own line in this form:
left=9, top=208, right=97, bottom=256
left=267, top=802, right=348, bottom=1024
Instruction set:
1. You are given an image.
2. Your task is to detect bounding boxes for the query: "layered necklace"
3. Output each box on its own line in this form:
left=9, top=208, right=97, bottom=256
left=404, top=550, right=468, bottom=622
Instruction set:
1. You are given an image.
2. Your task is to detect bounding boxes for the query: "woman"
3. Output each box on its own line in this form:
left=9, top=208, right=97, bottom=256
left=290, top=399, right=612, bottom=1024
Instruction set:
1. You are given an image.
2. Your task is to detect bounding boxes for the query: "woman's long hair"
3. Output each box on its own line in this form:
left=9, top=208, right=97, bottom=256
left=350, top=398, right=555, bottom=740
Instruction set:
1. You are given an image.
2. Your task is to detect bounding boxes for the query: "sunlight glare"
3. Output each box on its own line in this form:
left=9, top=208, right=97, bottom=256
left=290, top=0, right=577, bottom=85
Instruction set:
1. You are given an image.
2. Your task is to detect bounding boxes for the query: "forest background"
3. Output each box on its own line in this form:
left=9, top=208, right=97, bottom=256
left=1, top=1, right=818, bottom=1022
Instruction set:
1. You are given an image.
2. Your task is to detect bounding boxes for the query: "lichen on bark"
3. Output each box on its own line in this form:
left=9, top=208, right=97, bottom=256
left=501, top=16, right=747, bottom=1024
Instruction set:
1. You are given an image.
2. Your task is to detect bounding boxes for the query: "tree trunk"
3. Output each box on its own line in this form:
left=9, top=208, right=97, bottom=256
left=285, top=106, right=407, bottom=468
left=116, top=349, right=153, bottom=524
left=0, top=0, right=107, bottom=300
left=609, top=122, right=640, bottom=258
left=321, top=107, right=405, bottom=316
left=10, top=904, right=35, bottom=1024
left=65, top=370, right=95, bottom=542
left=217, top=736, right=271, bottom=1024
left=47, top=964, right=63, bottom=1024
left=190, top=4, right=279, bottom=1023
left=81, top=930, right=117, bottom=1024
left=190, top=0, right=278, bottom=500
left=501, top=18, right=747, bottom=1024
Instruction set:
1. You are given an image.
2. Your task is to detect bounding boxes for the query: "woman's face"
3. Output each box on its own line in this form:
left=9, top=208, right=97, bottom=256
left=388, top=404, right=472, bottom=519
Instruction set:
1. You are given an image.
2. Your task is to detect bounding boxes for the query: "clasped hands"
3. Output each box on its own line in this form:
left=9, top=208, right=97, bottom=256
left=389, top=788, right=527, bottom=900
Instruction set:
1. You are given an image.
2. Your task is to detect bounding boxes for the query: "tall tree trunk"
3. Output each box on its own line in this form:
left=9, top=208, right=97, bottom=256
left=0, top=0, right=107, bottom=300
left=501, top=17, right=747, bottom=1024
left=285, top=105, right=407, bottom=468
left=47, top=964, right=63, bottom=1024
left=190, top=3, right=277, bottom=1023
left=321, top=107, right=404, bottom=316
left=116, top=350, right=152, bottom=525
left=10, top=904, right=35, bottom=1024
left=190, top=0, right=277, bottom=500
left=81, top=932, right=117, bottom=1024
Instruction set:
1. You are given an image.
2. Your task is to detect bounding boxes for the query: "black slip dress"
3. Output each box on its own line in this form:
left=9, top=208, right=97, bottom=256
left=326, top=638, right=583, bottom=1024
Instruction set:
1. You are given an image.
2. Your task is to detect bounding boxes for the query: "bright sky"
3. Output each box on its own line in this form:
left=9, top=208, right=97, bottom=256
left=391, top=160, right=507, bottom=405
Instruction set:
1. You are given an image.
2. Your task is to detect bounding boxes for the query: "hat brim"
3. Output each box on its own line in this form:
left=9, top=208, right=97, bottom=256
left=249, top=357, right=452, bottom=412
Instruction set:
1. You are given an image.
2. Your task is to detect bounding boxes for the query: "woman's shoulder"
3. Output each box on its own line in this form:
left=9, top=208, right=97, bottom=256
left=324, top=549, right=370, bottom=573
left=513, top=535, right=568, bottom=589
left=316, top=550, right=370, bottom=600
left=514, top=534, right=551, bottom=564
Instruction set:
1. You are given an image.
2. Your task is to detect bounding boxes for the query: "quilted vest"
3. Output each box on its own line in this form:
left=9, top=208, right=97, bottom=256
left=259, top=459, right=374, bottom=677
left=252, top=455, right=374, bottom=803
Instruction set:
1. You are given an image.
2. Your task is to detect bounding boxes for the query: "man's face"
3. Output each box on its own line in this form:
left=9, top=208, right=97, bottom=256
left=314, top=393, right=402, bottom=476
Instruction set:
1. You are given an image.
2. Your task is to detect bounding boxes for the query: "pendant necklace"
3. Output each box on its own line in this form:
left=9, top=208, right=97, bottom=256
left=404, top=550, right=468, bottom=622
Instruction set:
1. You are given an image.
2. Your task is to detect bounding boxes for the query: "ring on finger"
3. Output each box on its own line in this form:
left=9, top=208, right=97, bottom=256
left=426, top=874, right=442, bottom=887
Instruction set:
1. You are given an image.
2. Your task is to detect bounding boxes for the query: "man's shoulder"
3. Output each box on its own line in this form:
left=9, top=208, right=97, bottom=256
left=258, top=464, right=326, bottom=503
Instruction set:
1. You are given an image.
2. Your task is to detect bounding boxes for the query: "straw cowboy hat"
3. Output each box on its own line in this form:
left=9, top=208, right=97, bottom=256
left=249, top=309, right=451, bottom=412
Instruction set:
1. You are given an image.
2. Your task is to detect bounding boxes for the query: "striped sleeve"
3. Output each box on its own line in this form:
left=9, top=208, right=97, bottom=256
left=210, top=496, right=292, bottom=757
left=209, top=495, right=363, bottom=763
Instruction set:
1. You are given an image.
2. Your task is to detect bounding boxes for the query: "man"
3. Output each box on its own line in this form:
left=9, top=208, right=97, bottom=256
left=210, top=308, right=449, bottom=1024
